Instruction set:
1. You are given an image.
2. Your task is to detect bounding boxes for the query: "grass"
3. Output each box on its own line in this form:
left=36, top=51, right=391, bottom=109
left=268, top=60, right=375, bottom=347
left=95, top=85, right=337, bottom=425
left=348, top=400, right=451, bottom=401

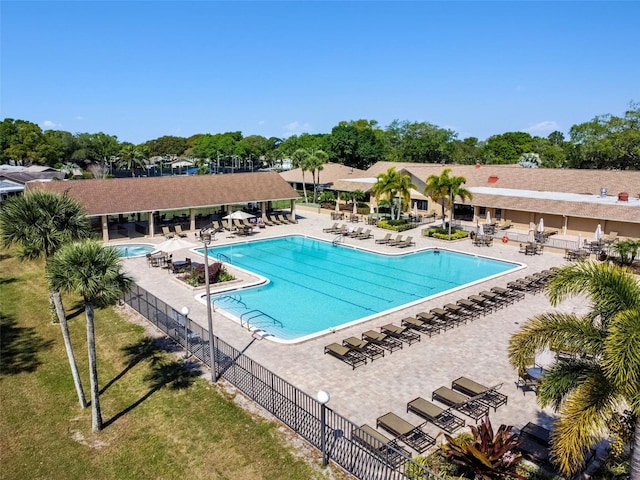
left=0, top=248, right=334, bottom=480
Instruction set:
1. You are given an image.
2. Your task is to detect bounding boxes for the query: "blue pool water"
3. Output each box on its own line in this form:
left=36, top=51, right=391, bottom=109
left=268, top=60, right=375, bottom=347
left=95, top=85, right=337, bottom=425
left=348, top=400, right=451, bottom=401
left=197, top=236, right=520, bottom=342
left=113, top=243, right=155, bottom=258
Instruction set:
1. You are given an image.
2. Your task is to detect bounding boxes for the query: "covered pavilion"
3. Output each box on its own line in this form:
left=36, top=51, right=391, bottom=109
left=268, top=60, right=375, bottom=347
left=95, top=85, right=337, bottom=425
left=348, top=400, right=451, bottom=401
left=26, top=172, right=300, bottom=242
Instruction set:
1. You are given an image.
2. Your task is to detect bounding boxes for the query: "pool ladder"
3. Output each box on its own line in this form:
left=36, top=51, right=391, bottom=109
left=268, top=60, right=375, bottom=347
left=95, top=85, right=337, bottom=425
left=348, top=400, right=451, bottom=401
left=240, top=310, right=283, bottom=331
left=332, top=234, right=345, bottom=246
left=216, top=252, right=231, bottom=263
left=211, top=294, right=246, bottom=312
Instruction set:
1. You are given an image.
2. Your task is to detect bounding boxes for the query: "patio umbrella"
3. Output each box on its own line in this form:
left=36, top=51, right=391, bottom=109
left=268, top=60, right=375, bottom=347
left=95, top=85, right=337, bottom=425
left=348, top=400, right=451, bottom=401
left=335, top=201, right=339, bottom=213
left=537, top=218, right=545, bottom=233
left=578, top=234, right=583, bottom=249
left=478, top=223, right=485, bottom=236
left=223, top=211, right=255, bottom=220
left=353, top=202, right=357, bottom=215
left=153, top=237, right=195, bottom=253
left=413, top=202, right=418, bottom=216
left=486, top=211, right=491, bottom=225
left=595, top=224, right=603, bottom=241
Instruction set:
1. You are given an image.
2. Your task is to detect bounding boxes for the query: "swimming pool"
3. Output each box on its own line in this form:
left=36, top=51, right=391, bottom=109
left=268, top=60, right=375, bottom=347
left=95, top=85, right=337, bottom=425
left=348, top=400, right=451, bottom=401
left=196, top=236, right=521, bottom=343
left=112, top=243, right=155, bottom=258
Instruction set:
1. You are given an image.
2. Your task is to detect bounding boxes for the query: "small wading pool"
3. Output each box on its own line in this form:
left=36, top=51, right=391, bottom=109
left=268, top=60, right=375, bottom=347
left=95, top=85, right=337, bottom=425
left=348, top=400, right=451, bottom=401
left=112, top=243, right=155, bottom=258
left=196, top=236, right=523, bottom=343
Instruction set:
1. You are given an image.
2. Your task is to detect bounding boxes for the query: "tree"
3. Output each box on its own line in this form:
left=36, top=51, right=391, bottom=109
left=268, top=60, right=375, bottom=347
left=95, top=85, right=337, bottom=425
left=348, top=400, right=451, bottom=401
left=291, top=148, right=309, bottom=203
left=118, top=144, right=148, bottom=177
left=144, top=135, right=188, bottom=157
left=444, top=172, right=472, bottom=240
left=383, top=120, right=456, bottom=163
left=508, top=262, right=640, bottom=478
left=327, top=120, right=383, bottom=169
left=2, top=119, right=44, bottom=165
left=371, top=167, right=415, bottom=220
left=424, top=169, right=450, bottom=227
left=72, top=132, right=119, bottom=167
left=47, top=240, right=134, bottom=431
left=0, top=190, right=92, bottom=409
left=482, top=132, right=535, bottom=164
left=306, top=149, right=328, bottom=203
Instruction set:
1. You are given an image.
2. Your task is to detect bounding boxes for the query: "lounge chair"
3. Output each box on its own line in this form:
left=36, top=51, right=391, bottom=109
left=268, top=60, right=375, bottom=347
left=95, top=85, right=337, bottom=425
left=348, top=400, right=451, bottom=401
left=268, top=215, right=283, bottom=225
left=431, top=386, right=489, bottom=422
left=362, top=330, right=403, bottom=353
left=355, top=229, right=372, bottom=240
left=277, top=214, right=292, bottom=224
left=352, top=424, right=411, bottom=466
left=500, top=220, right=512, bottom=230
left=376, top=412, right=435, bottom=453
left=261, top=215, right=275, bottom=226
left=174, top=224, right=188, bottom=237
left=443, top=303, right=470, bottom=324
left=478, top=290, right=504, bottom=310
left=400, top=317, right=440, bottom=337
left=380, top=323, right=421, bottom=345
left=375, top=233, right=392, bottom=244
left=348, top=227, right=363, bottom=238
left=343, top=336, right=384, bottom=361
left=387, top=235, right=405, bottom=246
left=490, top=286, right=522, bottom=303
left=324, top=343, right=367, bottom=369
left=451, top=376, right=508, bottom=411
left=455, top=298, right=484, bottom=318
left=162, top=226, right=175, bottom=239
left=517, top=422, right=552, bottom=465
left=406, top=397, right=465, bottom=433
left=429, top=308, right=456, bottom=331
left=415, top=312, right=445, bottom=333
left=323, top=222, right=339, bottom=233
left=395, top=236, right=415, bottom=248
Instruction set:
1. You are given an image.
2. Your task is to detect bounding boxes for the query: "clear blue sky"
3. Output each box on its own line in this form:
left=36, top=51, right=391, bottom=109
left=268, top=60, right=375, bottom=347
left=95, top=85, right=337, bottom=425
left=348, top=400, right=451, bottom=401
left=2, top=1, right=639, bottom=144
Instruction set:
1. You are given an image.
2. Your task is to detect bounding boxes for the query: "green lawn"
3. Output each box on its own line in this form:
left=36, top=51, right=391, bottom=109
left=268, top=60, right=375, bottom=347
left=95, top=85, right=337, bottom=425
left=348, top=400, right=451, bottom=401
left=0, top=248, right=336, bottom=480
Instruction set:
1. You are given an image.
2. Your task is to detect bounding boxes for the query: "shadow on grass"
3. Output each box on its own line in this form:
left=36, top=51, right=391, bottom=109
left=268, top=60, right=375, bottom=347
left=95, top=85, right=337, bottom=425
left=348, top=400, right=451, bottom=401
left=0, top=314, right=54, bottom=376
left=100, top=337, right=165, bottom=395
left=65, top=301, right=86, bottom=321
left=103, top=359, right=198, bottom=429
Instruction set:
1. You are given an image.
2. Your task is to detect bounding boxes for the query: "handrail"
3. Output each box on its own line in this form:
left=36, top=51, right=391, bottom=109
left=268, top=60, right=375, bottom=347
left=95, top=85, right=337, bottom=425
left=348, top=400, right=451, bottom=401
left=216, top=252, right=231, bottom=263
left=240, top=309, right=283, bottom=329
left=332, top=234, right=344, bottom=246
left=211, top=294, right=246, bottom=312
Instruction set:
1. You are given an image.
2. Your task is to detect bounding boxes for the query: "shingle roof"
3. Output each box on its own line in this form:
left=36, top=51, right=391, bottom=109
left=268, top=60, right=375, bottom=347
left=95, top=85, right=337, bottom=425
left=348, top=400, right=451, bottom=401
left=280, top=163, right=368, bottom=185
left=26, top=172, right=300, bottom=216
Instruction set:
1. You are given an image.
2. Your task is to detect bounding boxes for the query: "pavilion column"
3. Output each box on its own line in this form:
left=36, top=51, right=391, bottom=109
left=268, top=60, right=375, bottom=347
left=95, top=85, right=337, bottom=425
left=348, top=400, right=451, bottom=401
left=189, top=208, right=195, bottom=231
left=149, top=211, right=155, bottom=237
left=261, top=202, right=266, bottom=218
left=290, top=199, right=296, bottom=220
left=101, top=215, right=109, bottom=243
left=563, top=215, right=568, bottom=235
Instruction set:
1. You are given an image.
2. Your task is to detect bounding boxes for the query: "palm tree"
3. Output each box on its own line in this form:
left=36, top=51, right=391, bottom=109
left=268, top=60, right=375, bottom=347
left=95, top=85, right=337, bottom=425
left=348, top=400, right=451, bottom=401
left=444, top=173, right=472, bottom=240
left=291, top=148, right=309, bottom=203
left=306, top=149, right=328, bottom=203
left=371, top=167, right=415, bottom=220
left=47, top=240, right=134, bottom=432
left=508, top=262, right=640, bottom=478
left=424, top=170, right=449, bottom=228
left=0, top=190, right=91, bottom=409
left=118, top=144, right=148, bottom=177
left=395, top=172, right=417, bottom=220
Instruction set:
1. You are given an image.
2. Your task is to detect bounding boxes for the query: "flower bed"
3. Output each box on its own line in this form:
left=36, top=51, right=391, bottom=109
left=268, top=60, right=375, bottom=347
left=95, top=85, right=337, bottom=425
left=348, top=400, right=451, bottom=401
left=176, top=262, right=235, bottom=287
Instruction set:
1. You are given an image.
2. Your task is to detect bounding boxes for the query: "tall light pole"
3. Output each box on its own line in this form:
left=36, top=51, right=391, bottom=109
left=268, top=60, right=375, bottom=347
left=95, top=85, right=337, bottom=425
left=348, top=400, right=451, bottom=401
left=202, top=232, right=216, bottom=382
left=181, top=306, right=190, bottom=358
left=317, top=390, right=330, bottom=466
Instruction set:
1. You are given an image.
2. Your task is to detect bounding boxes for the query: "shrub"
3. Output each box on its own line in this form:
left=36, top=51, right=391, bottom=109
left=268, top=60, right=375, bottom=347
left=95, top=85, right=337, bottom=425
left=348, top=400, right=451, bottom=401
left=377, top=220, right=415, bottom=232
left=181, top=262, right=233, bottom=287
left=424, top=228, right=469, bottom=240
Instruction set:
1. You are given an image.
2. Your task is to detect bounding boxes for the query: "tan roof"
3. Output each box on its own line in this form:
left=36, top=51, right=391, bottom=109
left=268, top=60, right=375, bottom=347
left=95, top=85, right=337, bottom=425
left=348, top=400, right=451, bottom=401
left=310, top=162, right=640, bottom=224
left=26, top=172, right=299, bottom=216
left=280, top=163, right=367, bottom=185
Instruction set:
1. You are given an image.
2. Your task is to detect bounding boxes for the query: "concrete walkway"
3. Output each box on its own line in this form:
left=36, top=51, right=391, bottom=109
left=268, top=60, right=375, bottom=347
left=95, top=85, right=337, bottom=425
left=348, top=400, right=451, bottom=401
left=117, top=207, right=583, bottom=450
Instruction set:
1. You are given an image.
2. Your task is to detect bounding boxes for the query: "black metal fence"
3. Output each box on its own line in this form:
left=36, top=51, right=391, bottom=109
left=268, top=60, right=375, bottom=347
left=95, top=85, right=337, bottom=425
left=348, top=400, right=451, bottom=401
left=123, top=284, right=443, bottom=480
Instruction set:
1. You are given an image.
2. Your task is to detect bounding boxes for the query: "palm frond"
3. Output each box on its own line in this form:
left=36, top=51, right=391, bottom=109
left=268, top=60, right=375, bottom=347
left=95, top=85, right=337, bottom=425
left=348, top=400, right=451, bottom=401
left=546, top=262, right=640, bottom=322
left=507, top=312, right=605, bottom=370
left=550, top=377, right=620, bottom=476
left=603, top=309, right=640, bottom=405
left=536, top=360, right=604, bottom=410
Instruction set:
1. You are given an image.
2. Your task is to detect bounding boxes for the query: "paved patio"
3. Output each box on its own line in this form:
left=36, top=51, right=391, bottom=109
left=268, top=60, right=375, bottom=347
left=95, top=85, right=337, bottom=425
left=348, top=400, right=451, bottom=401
left=117, top=207, right=585, bottom=449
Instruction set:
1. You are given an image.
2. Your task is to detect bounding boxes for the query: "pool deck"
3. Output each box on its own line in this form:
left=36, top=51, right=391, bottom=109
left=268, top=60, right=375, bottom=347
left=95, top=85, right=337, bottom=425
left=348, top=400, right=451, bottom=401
left=118, top=207, right=585, bottom=447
